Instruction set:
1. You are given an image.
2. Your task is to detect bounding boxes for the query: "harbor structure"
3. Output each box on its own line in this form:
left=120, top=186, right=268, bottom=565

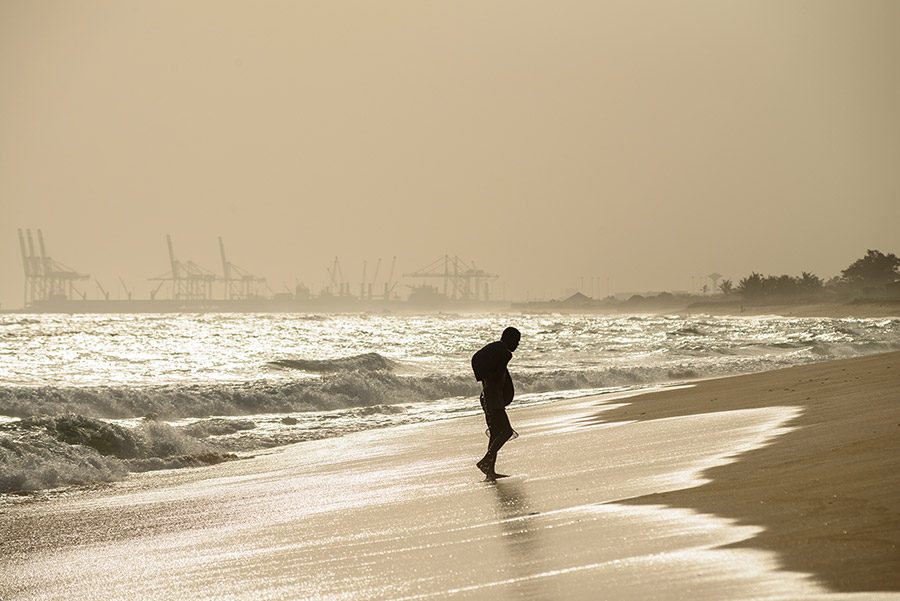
left=17, top=229, right=89, bottom=306
left=13, top=232, right=505, bottom=313
left=149, top=235, right=218, bottom=301
left=219, top=237, right=266, bottom=301
left=404, top=255, right=498, bottom=302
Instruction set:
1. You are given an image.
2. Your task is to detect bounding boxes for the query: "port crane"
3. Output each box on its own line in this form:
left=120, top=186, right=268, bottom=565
left=17, top=229, right=89, bottom=306
left=119, top=277, right=133, bottom=301
left=95, top=280, right=110, bottom=301
left=219, top=237, right=265, bottom=300
left=357, top=256, right=398, bottom=300
left=404, top=255, right=497, bottom=301
left=384, top=256, right=397, bottom=300
left=149, top=235, right=217, bottom=301
left=325, top=257, right=347, bottom=296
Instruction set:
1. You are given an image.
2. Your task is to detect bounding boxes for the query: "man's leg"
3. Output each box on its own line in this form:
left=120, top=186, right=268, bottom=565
left=485, top=408, right=513, bottom=466
left=477, top=391, right=496, bottom=476
left=478, top=395, right=513, bottom=478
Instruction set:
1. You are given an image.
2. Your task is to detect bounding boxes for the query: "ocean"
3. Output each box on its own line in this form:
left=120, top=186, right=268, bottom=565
left=2, top=312, right=898, bottom=496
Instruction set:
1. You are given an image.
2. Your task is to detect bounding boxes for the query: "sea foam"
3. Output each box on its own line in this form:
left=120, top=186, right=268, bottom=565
left=0, top=414, right=237, bottom=494
left=2, top=314, right=898, bottom=495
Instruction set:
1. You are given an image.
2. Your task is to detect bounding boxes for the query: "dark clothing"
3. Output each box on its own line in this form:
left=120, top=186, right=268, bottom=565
left=472, top=340, right=514, bottom=406
left=474, top=340, right=517, bottom=456
left=501, top=372, right=514, bottom=406
left=481, top=367, right=514, bottom=407
left=480, top=389, right=514, bottom=439
left=480, top=385, right=516, bottom=467
left=471, top=340, right=512, bottom=384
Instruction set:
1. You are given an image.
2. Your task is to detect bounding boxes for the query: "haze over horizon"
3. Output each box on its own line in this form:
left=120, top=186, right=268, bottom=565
left=2, top=1, right=898, bottom=309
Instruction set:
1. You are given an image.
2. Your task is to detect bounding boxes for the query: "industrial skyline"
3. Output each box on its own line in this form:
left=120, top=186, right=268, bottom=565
left=11, top=226, right=894, bottom=314
left=13, top=228, right=516, bottom=308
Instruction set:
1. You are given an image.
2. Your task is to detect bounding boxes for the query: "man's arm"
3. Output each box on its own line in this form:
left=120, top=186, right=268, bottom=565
left=502, top=369, right=514, bottom=406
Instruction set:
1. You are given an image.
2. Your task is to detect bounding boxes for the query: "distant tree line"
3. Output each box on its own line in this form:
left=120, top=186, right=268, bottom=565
left=735, top=272, right=824, bottom=300
left=840, top=249, right=900, bottom=288
left=731, top=249, right=899, bottom=303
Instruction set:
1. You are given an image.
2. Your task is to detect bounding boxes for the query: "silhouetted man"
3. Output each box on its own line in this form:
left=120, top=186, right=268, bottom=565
left=471, top=327, right=520, bottom=480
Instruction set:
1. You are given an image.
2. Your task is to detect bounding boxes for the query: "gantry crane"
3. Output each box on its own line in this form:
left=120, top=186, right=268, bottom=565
left=219, top=237, right=265, bottom=300
left=404, top=255, right=498, bottom=301
left=18, top=229, right=89, bottom=306
left=149, top=235, right=217, bottom=301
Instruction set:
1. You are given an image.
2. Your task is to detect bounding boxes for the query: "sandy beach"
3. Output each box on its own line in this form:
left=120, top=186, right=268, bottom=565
left=1, top=352, right=898, bottom=600
left=601, top=350, right=900, bottom=594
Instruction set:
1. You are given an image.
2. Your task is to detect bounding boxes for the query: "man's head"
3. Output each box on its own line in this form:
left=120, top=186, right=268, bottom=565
left=501, top=326, right=521, bottom=352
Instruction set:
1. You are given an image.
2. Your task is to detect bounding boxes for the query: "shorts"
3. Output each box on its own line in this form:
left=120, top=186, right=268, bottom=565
left=480, top=389, right=518, bottom=440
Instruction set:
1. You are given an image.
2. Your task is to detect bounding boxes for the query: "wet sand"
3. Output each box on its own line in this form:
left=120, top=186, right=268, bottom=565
left=1, top=352, right=899, bottom=600
left=600, top=350, right=900, bottom=593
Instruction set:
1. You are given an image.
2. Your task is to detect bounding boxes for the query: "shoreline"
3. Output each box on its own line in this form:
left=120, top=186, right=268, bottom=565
left=1, top=352, right=899, bottom=599
left=596, top=350, right=900, bottom=592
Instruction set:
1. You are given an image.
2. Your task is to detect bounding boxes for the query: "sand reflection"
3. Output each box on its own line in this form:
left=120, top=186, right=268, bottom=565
left=489, top=480, right=550, bottom=600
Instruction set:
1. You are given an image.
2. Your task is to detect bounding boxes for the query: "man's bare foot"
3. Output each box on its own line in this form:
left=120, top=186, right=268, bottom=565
left=478, top=459, right=510, bottom=481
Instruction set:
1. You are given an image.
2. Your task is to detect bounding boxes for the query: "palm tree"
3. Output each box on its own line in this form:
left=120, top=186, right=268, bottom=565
left=737, top=272, right=765, bottom=298
left=798, top=272, right=823, bottom=291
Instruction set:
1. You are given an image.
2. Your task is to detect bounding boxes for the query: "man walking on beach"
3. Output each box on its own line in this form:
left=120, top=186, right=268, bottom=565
left=472, top=327, right=520, bottom=480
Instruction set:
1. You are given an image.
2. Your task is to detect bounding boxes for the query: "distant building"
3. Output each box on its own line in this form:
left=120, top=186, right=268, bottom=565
left=613, top=291, right=688, bottom=301
left=560, top=292, right=593, bottom=308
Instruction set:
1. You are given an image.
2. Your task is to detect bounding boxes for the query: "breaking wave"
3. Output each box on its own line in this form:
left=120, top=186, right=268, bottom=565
left=2, top=337, right=897, bottom=422
left=3, top=335, right=898, bottom=495
left=0, top=371, right=474, bottom=420
left=0, top=366, right=711, bottom=423
left=0, top=414, right=238, bottom=494
left=0, top=362, right=742, bottom=494
left=268, top=352, right=396, bottom=373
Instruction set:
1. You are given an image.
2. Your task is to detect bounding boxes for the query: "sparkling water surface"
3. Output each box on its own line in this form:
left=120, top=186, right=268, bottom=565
left=3, top=312, right=897, bottom=387
left=1, top=312, right=898, bottom=494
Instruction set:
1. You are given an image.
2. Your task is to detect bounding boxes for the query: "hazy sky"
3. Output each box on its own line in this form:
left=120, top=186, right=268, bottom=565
left=2, top=1, right=898, bottom=307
